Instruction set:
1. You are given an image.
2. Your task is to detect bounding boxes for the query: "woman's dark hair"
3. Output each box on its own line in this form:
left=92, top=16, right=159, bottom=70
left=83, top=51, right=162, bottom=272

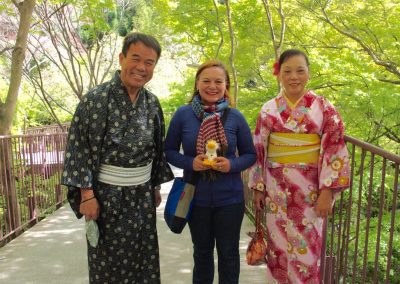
left=188, top=60, right=231, bottom=104
left=121, top=32, right=161, bottom=61
left=278, top=49, right=310, bottom=70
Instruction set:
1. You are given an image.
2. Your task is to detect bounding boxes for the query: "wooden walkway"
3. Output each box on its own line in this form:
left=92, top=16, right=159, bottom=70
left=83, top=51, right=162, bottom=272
left=0, top=169, right=265, bottom=284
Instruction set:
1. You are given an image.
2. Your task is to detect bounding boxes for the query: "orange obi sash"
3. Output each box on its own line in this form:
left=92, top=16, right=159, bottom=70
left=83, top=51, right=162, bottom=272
left=267, top=132, right=321, bottom=165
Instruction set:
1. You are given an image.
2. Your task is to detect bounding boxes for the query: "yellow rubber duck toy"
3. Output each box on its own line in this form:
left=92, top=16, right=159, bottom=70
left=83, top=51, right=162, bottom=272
left=203, top=139, right=219, bottom=168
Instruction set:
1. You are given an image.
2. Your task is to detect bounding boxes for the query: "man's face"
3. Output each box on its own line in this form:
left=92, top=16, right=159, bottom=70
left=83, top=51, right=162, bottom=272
left=119, top=41, right=158, bottom=93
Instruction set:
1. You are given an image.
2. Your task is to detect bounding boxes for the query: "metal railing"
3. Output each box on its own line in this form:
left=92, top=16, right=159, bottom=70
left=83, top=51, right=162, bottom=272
left=243, top=134, right=400, bottom=283
left=23, top=123, right=70, bottom=135
left=0, top=132, right=68, bottom=246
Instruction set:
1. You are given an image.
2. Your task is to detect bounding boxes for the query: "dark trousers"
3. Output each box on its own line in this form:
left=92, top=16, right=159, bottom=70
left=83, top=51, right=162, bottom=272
left=188, top=202, right=245, bottom=284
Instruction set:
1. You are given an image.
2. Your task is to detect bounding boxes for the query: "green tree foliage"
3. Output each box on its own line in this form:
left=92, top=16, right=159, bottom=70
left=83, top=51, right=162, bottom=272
left=76, top=0, right=115, bottom=47
left=154, top=0, right=400, bottom=153
left=296, top=0, right=400, bottom=151
left=1, top=0, right=154, bottom=131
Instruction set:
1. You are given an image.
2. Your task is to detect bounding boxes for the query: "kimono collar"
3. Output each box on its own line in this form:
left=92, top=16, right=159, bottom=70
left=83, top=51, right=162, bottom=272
left=282, top=90, right=306, bottom=110
left=110, top=71, right=145, bottom=108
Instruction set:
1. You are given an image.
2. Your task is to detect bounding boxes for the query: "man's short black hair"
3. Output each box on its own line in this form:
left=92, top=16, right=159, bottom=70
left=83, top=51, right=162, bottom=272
left=121, top=32, right=161, bottom=61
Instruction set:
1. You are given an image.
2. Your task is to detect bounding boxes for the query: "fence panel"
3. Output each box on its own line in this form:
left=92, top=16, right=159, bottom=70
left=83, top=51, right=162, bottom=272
left=0, top=133, right=68, bottom=246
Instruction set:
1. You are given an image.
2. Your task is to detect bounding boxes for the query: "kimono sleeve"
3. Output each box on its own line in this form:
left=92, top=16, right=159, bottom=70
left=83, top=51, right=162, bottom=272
left=61, top=98, right=95, bottom=218
left=151, top=99, right=174, bottom=188
left=248, top=108, right=271, bottom=191
left=318, top=98, right=350, bottom=194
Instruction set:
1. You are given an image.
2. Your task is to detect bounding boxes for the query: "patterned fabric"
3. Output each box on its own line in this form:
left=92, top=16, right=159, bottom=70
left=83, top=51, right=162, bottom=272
left=61, top=71, right=174, bottom=283
left=248, top=90, right=350, bottom=283
left=89, top=182, right=159, bottom=283
left=191, top=95, right=229, bottom=155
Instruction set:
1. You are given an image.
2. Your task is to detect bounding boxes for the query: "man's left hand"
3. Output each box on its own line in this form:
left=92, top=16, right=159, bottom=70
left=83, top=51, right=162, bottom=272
left=154, top=188, right=162, bottom=207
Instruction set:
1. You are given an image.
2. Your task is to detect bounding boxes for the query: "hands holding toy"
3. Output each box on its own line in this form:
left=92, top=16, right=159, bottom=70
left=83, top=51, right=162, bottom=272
left=193, top=154, right=230, bottom=173
left=193, top=140, right=230, bottom=173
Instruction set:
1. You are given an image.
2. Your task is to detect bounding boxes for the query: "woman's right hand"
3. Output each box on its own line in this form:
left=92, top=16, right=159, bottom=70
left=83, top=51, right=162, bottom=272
left=193, top=154, right=209, bottom=171
left=253, top=190, right=265, bottom=211
left=79, top=188, right=100, bottom=220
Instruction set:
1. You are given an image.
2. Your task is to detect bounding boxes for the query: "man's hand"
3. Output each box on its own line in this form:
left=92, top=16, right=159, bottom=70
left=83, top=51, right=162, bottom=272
left=79, top=188, right=100, bottom=220
left=154, top=188, right=162, bottom=207
left=315, top=189, right=333, bottom=218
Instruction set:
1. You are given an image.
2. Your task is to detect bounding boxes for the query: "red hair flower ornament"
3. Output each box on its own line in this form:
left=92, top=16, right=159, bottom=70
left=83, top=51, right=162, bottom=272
left=272, top=61, right=280, bottom=76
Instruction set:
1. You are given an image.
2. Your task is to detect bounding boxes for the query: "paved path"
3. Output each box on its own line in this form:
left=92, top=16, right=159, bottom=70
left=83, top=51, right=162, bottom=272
left=0, top=168, right=265, bottom=283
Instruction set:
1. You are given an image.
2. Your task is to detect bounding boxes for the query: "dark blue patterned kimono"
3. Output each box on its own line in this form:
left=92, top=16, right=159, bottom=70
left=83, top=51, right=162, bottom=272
left=61, top=71, right=173, bottom=284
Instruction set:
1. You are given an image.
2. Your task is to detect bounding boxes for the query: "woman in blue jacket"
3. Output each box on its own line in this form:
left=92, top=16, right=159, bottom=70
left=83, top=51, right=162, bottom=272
left=164, top=60, right=256, bottom=284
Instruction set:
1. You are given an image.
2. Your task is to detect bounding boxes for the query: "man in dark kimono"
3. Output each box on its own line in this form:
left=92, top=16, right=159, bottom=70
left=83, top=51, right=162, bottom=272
left=62, top=32, right=174, bottom=283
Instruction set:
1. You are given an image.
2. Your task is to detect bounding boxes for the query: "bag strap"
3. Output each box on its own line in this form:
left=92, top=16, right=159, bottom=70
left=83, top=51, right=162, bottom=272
left=220, top=107, right=230, bottom=125
left=255, top=209, right=264, bottom=235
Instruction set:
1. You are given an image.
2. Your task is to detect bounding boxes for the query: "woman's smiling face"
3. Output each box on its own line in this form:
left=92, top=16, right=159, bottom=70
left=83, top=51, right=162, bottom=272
left=278, top=55, right=310, bottom=98
left=196, top=66, right=227, bottom=106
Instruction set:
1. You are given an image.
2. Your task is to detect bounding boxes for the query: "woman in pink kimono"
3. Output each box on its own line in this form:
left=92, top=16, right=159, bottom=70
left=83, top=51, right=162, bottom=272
left=248, top=49, right=350, bottom=283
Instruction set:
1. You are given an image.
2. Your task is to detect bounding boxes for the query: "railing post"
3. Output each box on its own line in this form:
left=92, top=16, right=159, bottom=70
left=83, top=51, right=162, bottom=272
left=0, top=138, right=21, bottom=233
left=55, top=184, right=62, bottom=209
left=27, top=195, right=36, bottom=221
left=27, top=136, right=38, bottom=223
left=320, top=218, right=327, bottom=284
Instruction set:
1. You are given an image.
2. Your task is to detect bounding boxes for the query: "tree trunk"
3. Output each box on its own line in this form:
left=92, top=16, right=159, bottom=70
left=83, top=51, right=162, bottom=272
left=0, top=0, right=36, bottom=135
left=0, top=137, right=21, bottom=234
left=261, top=0, right=285, bottom=90
left=261, top=0, right=285, bottom=60
left=0, top=0, right=36, bottom=240
left=225, top=0, right=238, bottom=107
left=212, top=0, right=224, bottom=58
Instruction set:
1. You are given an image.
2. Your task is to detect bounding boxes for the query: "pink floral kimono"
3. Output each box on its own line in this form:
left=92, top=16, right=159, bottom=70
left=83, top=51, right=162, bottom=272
left=248, top=90, right=350, bottom=283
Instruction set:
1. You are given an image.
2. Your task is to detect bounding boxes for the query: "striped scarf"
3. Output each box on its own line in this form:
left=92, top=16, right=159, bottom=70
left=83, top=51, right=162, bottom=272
left=192, top=95, right=229, bottom=156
